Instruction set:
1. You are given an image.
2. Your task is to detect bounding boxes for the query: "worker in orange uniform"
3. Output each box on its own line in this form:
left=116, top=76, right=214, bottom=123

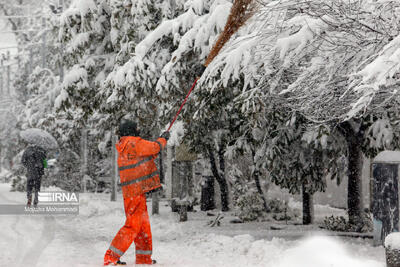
left=104, top=120, right=170, bottom=266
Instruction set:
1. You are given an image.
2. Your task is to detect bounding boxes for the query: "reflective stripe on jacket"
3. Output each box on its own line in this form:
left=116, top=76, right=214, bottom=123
left=116, top=136, right=167, bottom=197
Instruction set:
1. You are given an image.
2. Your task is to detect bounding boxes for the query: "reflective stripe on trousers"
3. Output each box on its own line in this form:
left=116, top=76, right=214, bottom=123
left=109, top=245, right=124, bottom=257
left=136, top=249, right=152, bottom=255
left=107, top=194, right=153, bottom=264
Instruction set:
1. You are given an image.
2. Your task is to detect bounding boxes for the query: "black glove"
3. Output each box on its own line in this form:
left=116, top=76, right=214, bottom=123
left=194, top=64, right=206, bottom=78
left=160, top=131, right=170, bottom=141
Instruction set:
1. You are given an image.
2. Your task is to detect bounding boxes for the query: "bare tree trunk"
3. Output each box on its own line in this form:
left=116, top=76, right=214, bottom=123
left=347, top=135, right=363, bottom=225
left=338, top=121, right=364, bottom=225
left=302, top=182, right=314, bottom=225
left=254, top=170, right=269, bottom=213
left=252, top=150, right=269, bottom=213
left=208, top=146, right=229, bottom=211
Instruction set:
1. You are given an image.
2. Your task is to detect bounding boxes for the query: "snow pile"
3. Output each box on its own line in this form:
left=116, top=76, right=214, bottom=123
left=78, top=193, right=123, bottom=218
left=184, top=234, right=286, bottom=266
left=385, top=232, right=400, bottom=249
left=150, top=201, right=381, bottom=267
left=276, top=236, right=382, bottom=267
left=153, top=229, right=383, bottom=267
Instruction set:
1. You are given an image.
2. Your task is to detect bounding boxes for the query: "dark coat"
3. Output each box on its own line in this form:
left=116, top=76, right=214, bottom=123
left=22, top=145, right=47, bottom=178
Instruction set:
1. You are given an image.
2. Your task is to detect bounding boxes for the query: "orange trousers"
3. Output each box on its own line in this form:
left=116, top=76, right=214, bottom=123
left=105, top=194, right=153, bottom=265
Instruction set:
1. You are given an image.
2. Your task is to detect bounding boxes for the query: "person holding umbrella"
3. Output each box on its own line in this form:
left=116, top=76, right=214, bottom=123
left=21, top=144, right=47, bottom=207
left=20, top=128, right=57, bottom=207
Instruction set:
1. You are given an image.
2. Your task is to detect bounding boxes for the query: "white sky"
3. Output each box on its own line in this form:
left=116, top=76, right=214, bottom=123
left=0, top=19, right=18, bottom=56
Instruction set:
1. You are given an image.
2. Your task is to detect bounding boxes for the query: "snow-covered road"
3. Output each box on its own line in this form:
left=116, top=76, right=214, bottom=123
left=0, top=183, right=386, bottom=267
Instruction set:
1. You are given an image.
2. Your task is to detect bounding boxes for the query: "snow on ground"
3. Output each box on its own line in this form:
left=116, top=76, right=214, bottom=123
left=0, top=183, right=385, bottom=267
left=0, top=168, right=11, bottom=181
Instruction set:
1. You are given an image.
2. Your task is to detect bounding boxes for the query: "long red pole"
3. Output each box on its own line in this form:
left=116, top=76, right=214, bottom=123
left=167, top=78, right=198, bottom=131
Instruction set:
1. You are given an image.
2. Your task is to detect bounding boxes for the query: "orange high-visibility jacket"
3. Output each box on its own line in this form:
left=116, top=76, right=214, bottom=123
left=116, top=136, right=167, bottom=198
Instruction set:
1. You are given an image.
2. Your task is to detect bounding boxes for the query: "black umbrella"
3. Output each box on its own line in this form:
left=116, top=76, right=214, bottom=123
left=20, top=128, right=58, bottom=150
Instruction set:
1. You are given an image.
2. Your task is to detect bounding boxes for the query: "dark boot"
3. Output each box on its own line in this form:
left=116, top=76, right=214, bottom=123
left=27, top=196, right=32, bottom=207
left=104, top=249, right=125, bottom=266
left=33, top=190, right=39, bottom=207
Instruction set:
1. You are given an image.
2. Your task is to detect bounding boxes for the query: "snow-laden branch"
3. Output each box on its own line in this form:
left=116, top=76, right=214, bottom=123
left=347, top=34, right=400, bottom=118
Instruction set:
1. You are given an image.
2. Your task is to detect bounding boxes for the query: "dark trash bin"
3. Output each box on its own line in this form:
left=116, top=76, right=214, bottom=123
left=372, top=151, right=400, bottom=246
left=200, top=175, right=215, bottom=211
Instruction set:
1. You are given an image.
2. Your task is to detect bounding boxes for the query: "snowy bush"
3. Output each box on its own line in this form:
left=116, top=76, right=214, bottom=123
left=236, top=190, right=265, bottom=222
left=10, top=175, right=26, bottom=192
left=8, top=150, right=27, bottom=192
left=267, top=198, right=299, bottom=222
left=348, top=212, right=373, bottom=233
left=267, top=199, right=290, bottom=221
left=266, top=198, right=287, bottom=213
left=322, top=212, right=373, bottom=233
left=0, top=169, right=11, bottom=183
left=235, top=192, right=299, bottom=222
left=322, top=216, right=348, bottom=232
left=230, top=162, right=266, bottom=221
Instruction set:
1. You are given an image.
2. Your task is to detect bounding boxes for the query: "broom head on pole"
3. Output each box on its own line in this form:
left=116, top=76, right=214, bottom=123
left=204, top=0, right=256, bottom=67
left=167, top=0, right=256, bottom=131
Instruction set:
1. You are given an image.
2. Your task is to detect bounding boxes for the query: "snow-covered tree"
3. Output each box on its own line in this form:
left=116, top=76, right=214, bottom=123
left=199, top=0, right=400, bottom=226
left=57, top=0, right=184, bottom=139
left=0, top=1, right=66, bottom=179
left=100, top=0, right=236, bottom=210
left=53, top=0, right=186, bottom=191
